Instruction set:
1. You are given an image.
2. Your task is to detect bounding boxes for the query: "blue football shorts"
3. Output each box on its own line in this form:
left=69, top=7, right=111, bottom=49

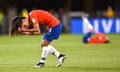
left=43, top=23, right=62, bottom=42
left=83, top=32, right=92, bottom=43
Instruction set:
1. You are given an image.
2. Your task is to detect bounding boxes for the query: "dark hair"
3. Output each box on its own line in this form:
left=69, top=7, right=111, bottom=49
left=9, top=16, right=25, bottom=36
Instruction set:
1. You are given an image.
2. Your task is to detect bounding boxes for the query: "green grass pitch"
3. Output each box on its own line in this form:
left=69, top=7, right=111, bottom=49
left=0, top=34, right=120, bottom=72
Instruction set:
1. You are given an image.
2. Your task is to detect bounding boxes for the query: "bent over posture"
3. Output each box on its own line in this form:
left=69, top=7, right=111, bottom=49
left=10, top=10, right=67, bottom=67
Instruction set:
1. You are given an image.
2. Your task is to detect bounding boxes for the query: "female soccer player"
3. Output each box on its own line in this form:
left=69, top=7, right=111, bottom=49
left=82, top=16, right=110, bottom=44
left=10, top=10, right=67, bottom=67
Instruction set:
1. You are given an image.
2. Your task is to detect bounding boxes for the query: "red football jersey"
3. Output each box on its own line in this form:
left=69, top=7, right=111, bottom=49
left=29, top=10, right=60, bottom=28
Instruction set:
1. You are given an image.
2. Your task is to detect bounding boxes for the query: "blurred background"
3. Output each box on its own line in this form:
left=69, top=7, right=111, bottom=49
left=0, top=0, right=120, bottom=34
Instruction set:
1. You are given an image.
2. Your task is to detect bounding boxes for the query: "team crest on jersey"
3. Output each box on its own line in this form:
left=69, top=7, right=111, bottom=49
left=32, top=18, right=36, bottom=23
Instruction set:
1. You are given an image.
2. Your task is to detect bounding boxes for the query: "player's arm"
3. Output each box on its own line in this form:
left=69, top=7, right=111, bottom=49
left=30, top=24, right=40, bottom=34
left=19, top=23, right=40, bottom=35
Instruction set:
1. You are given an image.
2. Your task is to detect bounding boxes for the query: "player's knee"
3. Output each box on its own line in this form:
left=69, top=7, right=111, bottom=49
left=41, top=40, right=50, bottom=47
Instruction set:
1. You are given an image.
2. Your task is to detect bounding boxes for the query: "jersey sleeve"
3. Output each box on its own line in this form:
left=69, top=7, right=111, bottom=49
left=29, top=13, right=39, bottom=26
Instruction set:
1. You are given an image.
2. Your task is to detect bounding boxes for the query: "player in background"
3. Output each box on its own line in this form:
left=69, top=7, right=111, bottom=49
left=10, top=10, right=67, bottom=67
left=82, top=16, right=110, bottom=44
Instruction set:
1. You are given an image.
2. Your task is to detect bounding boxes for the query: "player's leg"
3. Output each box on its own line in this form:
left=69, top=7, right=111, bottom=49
left=46, top=23, right=67, bottom=67
left=35, top=23, right=66, bottom=67
left=34, top=40, right=50, bottom=67
left=83, top=32, right=92, bottom=43
left=82, top=16, right=93, bottom=32
left=82, top=16, right=94, bottom=43
left=48, top=45, right=67, bottom=67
